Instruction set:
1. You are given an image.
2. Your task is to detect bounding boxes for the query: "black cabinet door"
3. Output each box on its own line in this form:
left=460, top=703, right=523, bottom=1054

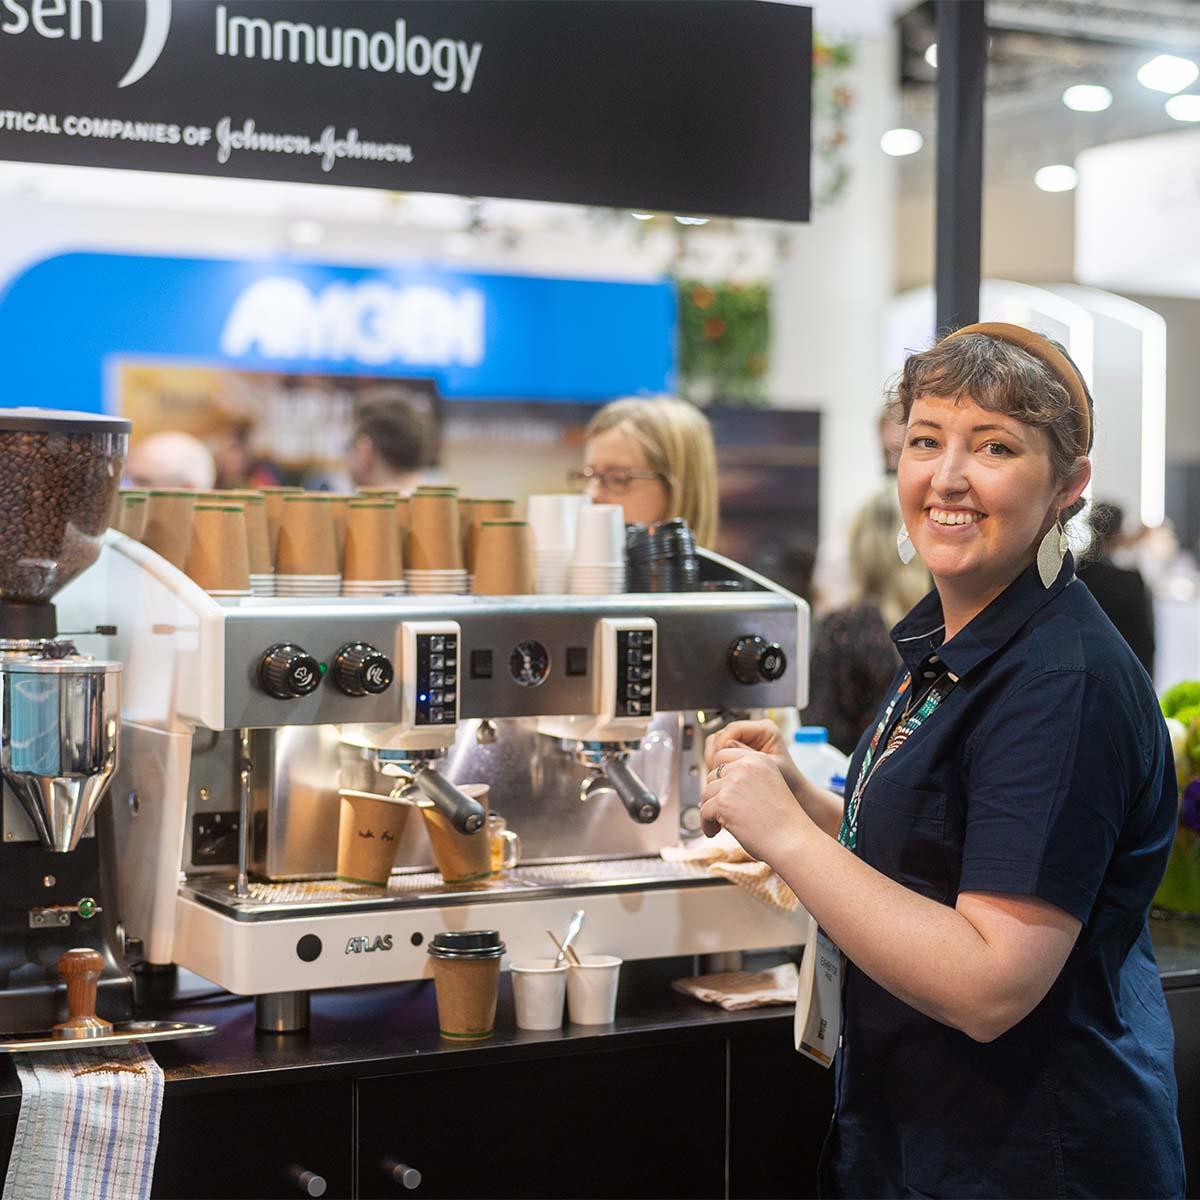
left=1166, top=987, right=1200, bottom=1200
left=358, top=1040, right=726, bottom=1199
left=728, top=1023, right=834, bottom=1200
left=151, top=1080, right=352, bottom=1200
left=0, top=1114, right=14, bottom=1184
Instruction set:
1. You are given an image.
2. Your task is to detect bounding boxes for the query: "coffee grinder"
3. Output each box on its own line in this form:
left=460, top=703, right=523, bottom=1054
left=0, top=409, right=140, bottom=1040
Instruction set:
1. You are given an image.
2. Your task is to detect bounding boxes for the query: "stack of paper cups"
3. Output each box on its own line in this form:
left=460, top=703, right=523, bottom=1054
left=569, top=503, right=626, bottom=595
left=142, top=489, right=197, bottom=570
left=342, top=499, right=406, bottom=596
left=276, top=494, right=342, bottom=596
left=116, top=491, right=148, bottom=541
left=528, top=493, right=588, bottom=594
left=406, top=491, right=469, bottom=595
left=185, top=501, right=251, bottom=597
left=214, top=490, right=273, bottom=597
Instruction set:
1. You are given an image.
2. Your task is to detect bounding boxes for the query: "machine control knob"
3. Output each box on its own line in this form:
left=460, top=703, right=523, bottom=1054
left=258, top=644, right=322, bottom=699
left=728, top=636, right=788, bottom=685
left=331, top=642, right=394, bottom=696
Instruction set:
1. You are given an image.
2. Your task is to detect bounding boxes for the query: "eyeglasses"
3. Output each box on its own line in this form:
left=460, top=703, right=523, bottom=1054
left=567, top=467, right=666, bottom=496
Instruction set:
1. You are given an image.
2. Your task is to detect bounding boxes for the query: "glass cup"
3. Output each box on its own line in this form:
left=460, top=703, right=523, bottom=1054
left=488, top=813, right=521, bottom=876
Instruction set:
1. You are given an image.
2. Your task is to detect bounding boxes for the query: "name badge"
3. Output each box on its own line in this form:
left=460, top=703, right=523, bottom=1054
left=794, top=910, right=842, bottom=1068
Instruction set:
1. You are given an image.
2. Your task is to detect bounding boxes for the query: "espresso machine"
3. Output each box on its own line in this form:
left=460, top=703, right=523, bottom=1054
left=0, top=408, right=210, bottom=1050
left=59, top=530, right=809, bottom=1032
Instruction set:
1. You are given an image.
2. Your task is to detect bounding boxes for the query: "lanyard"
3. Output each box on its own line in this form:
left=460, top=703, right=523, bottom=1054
left=837, top=669, right=954, bottom=852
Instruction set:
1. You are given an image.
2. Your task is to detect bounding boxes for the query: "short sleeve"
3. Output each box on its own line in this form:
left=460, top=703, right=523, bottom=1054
left=959, top=670, right=1130, bottom=924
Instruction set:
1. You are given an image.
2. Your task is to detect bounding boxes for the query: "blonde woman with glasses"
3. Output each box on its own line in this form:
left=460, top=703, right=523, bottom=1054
left=570, top=397, right=719, bottom=547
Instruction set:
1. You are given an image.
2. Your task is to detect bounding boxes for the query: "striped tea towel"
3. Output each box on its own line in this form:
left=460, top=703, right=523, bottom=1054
left=3, top=1043, right=164, bottom=1200
left=662, top=831, right=801, bottom=913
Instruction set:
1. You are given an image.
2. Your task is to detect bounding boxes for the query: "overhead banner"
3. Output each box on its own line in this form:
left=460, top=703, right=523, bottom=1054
left=0, top=0, right=812, bottom=221
left=0, top=251, right=677, bottom=411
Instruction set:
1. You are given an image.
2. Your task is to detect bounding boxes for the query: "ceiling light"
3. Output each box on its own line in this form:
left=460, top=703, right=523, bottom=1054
left=630, top=212, right=655, bottom=221
left=1137, top=54, right=1199, bottom=94
left=287, top=219, right=324, bottom=246
left=924, top=43, right=937, bottom=69
left=1166, top=94, right=1200, bottom=121
left=1034, top=164, right=1078, bottom=193
left=674, top=216, right=709, bottom=226
left=1062, top=84, right=1112, bottom=112
left=880, top=128, right=924, bottom=157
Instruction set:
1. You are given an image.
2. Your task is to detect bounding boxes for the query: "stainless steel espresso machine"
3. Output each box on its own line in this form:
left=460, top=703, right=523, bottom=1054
left=0, top=408, right=209, bottom=1051
left=59, top=530, right=809, bottom=1032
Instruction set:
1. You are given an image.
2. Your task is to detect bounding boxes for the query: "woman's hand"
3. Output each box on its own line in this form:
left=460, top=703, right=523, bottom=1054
left=700, top=750, right=814, bottom=863
left=705, top=719, right=845, bottom=840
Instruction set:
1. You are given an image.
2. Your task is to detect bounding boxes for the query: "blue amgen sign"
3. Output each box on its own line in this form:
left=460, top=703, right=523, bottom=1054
left=0, top=251, right=676, bottom=411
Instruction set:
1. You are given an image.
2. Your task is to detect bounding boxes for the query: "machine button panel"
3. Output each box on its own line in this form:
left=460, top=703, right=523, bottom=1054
left=615, top=629, right=655, bottom=718
left=415, top=632, right=459, bottom=725
left=258, top=644, right=322, bottom=699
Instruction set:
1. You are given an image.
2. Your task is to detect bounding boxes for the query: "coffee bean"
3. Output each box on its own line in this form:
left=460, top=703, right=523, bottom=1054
left=0, top=431, right=127, bottom=603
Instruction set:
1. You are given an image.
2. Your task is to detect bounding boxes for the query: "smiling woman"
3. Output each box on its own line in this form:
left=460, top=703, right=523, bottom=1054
left=702, top=322, right=1184, bottom=1198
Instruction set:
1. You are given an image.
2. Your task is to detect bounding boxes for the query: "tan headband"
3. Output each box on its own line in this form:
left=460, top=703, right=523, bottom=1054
left=945, top=321, right=1093, bottom=454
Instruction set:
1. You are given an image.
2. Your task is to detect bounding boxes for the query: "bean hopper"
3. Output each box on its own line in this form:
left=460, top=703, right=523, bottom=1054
left=0, top=408, right=211, bottom=1051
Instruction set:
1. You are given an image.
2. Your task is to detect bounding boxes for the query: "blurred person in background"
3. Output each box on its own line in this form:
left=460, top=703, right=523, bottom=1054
left=125, top=431, right=216, bottom=490
left=1078, top=500, right=1156, bottom=676
left=211, top=415, right=282, bottom=489
left=573, top=396, right=718, bottom=546
left=804, top=486, right=930, bottom=754
left=347, top=392, right=431, bottom=493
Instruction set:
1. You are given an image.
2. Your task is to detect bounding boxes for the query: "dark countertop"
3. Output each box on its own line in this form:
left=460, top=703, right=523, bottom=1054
left=3, top=917, right=1199, bottom=1117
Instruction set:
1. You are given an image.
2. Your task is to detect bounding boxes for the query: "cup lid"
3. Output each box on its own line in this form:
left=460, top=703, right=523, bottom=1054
left=428, top=930, right=505, bottom=959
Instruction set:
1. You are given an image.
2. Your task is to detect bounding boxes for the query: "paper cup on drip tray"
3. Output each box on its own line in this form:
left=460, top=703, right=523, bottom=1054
left=336, top=790, right=412, bottom=886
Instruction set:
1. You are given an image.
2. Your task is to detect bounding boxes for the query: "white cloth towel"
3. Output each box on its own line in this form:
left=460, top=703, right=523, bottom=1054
left=3, top=1043, right=164, bottom=1200
left=661, top=830, right=802, bottom=912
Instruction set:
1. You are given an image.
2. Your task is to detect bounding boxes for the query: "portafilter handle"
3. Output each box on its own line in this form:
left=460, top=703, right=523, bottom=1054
left=602, top=757, right=661, bottom=825
left=413, top=768, right=487, bottom=835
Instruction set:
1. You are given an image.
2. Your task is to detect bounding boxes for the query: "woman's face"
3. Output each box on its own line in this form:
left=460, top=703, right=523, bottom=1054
left=582, top=426, right=671, bottom=526
left=897, top=394, right=1089, bottom=599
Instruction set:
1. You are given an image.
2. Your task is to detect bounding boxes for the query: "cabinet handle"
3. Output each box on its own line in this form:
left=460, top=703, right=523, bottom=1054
left=294, top=1169, right=327, bottom=1197
left=383, top=1159, right=423, bottom=1190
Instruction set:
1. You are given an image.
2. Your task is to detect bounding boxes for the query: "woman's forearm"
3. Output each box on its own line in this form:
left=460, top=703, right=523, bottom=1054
left=773, top=820, right=1026, bottom=1042
left=779, top=759, right=844, bottom=839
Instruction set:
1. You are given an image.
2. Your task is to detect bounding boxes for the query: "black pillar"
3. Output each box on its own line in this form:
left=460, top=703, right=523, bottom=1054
left=934, top=0, right=986, bottom=336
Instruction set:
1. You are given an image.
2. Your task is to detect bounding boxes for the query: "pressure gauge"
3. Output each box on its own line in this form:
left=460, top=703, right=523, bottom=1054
left=509, top=640, right=550, bottom=687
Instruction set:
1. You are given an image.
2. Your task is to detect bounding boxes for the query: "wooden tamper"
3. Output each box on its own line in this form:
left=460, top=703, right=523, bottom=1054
left=52, top=948, right=113, bottom=1040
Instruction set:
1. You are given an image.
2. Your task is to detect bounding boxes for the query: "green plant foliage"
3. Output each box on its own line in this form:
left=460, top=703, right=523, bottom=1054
left=676, top=279, right=770, bottom=406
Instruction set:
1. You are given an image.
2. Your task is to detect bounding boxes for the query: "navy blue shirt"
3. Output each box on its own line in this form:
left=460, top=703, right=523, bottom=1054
left=825, top=554, right=1184, bottom=1199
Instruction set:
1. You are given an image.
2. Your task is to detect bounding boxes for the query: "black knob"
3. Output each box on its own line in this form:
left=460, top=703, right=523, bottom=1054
left=729, top=635, right=788, bottom=685
left=258, top=644, right=322, bottom=699
left=332, top=642, right=394, bottom=696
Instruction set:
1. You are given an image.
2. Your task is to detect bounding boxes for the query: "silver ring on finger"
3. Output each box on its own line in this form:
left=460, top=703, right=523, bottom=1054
left=715, top=762, right=725, bottom=780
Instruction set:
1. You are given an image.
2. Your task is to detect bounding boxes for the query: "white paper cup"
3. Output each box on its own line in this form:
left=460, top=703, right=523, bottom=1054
left=510, top=958, right=569, bottom=1031
left=573, top=504, right=625, bottom=567
left=528, top=494, right=588, bottom=553
left=566, top=954, right=622, bottom=1025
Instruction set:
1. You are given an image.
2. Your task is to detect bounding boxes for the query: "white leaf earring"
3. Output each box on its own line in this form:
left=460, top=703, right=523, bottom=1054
left=1036, top=519, right=1069, bottom=588
left=896, top=524, right=917, bottom=565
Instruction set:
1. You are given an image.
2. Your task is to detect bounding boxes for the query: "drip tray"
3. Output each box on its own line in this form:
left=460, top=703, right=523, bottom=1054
left=0, top=1020, right=216, bottom=1055
left=184, top=857, right=718, bottom=920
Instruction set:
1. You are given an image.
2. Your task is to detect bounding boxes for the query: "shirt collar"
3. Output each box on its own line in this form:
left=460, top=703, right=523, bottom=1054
left=890, top=552, right=1076, bottom=681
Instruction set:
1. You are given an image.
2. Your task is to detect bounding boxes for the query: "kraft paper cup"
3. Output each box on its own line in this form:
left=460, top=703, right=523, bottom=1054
left=421, top=784, right=491, bottom=884
left=208, top=490, right=272, bottom=575
left=343, top=500, right=401, bottom=582
left=259, top=486, right=304, bottom=563
left=465, top=499, right=515, bottom=571
left=142, top=489, right=198, bottom=570
left=185, top=502, right=251, bottom=593
left=510, top=959, right=569, bottom=1031
left=473, top=520, right=535, bottom=595
left=566, top=955, right=622, bottom=1025
left=427, top=931, right=504, bottom=1041
left=336, top=791, right=412, bottom=886
left=277, top=495, right=340, bottom=575
left=574, top=503, right=626, bottom=567
left=408, top=493, right=464, bottom=571
left=325, top=494, right=355, bottom=560
left=117, top=492, right=148, bottom=541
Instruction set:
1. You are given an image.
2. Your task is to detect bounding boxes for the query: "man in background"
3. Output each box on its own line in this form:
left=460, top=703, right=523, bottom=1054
left=125, top=431, right=216, bottom=490
left=347, top=392, right=431, bottom=494
left=1079, top=501, right=1156, bottom=677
